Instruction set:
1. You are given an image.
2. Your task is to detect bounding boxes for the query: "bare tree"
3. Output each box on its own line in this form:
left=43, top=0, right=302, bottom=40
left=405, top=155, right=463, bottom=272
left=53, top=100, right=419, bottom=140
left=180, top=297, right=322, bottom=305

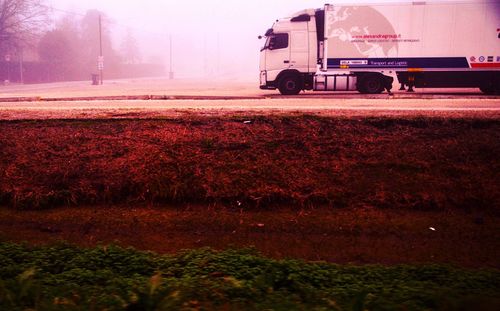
left=0, top=0, right=48, bottom=54
left=38, top=29, right=76, bottom=80
left=121, top=29, right=141, bottom=64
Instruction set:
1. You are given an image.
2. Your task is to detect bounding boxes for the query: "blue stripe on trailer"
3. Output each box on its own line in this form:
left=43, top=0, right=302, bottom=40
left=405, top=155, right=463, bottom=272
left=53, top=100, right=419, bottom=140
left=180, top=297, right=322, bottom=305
left=327, top=57, right=470, bottom=69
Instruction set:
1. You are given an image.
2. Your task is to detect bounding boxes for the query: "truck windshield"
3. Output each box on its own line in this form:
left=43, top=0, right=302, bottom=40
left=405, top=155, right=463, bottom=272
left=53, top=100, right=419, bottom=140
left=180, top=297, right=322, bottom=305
left=261, top=33, right=289, bottom=51
left=261, top=37, right=271, bottom=51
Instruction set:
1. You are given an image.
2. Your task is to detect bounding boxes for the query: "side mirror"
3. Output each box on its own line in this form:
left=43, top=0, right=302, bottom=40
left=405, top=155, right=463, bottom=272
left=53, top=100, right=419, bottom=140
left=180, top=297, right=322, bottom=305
left=258, top=35, right=263, bottom=39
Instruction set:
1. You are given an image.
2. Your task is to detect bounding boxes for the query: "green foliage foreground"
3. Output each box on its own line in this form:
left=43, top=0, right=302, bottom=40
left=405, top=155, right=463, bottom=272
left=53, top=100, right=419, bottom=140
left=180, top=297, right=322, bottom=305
left=0, top=243, right=499, bottom=311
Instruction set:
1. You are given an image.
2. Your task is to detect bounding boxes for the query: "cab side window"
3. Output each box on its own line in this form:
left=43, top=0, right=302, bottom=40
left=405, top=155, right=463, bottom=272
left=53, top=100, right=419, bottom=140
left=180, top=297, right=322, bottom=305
left=269, top=33, right=289, bottom=50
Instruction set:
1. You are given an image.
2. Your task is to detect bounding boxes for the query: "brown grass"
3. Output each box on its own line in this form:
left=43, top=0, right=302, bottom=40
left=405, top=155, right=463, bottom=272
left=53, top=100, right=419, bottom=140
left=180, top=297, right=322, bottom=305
left=0, top=115, right=499, bottom=211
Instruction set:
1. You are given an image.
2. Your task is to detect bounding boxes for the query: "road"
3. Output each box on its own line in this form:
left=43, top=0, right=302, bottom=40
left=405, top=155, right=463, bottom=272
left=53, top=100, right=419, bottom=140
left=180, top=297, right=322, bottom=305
left=1, top=78, right=499, bottom=119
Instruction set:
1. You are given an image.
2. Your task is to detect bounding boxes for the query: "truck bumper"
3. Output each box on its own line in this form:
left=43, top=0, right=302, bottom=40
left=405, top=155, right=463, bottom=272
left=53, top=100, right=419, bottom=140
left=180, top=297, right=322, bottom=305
left=260, top=84, right=276, bottom=90
left=260, top=71, right=276, bottom=90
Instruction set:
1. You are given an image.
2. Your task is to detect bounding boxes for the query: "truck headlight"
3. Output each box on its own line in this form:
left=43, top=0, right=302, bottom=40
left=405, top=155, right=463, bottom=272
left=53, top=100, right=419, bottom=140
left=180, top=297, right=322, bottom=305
left=260, top=71, right=267, bottom=85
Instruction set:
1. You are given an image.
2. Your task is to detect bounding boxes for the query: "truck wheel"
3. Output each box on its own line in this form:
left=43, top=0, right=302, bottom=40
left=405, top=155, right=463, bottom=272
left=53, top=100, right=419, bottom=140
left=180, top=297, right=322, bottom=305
left=479, top=81, right=499, bottom=95
left=358, top=74, right=385, bottom=94
left=278, top=74, right=302, bottom=95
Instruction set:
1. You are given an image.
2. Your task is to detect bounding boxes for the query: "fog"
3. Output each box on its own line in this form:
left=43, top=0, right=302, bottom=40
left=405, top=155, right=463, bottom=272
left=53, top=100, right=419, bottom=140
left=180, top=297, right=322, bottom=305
left=45, top=0, right=459, bottom=81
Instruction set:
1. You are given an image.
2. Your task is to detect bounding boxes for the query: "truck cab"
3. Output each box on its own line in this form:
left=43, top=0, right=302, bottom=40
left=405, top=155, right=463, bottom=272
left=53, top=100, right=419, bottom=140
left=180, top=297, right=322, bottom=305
left=259, top=8, right=371, bottom=95
left=259, top=9, right=320, bottom=95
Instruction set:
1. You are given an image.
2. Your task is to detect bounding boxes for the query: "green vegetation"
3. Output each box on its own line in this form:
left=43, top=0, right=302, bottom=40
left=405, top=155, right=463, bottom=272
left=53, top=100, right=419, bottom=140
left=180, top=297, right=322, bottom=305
left=1, top=243, right=499, bottom=310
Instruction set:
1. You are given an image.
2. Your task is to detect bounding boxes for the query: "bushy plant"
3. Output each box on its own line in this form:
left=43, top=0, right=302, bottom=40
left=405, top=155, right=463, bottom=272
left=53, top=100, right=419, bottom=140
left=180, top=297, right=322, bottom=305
left=0, top=243, right=499, bottom=310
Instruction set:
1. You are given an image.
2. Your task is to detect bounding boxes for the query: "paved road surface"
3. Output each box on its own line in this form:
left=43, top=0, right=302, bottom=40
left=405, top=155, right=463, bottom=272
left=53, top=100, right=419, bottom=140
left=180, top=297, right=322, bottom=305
left=1, top=78, right=499, bottom=119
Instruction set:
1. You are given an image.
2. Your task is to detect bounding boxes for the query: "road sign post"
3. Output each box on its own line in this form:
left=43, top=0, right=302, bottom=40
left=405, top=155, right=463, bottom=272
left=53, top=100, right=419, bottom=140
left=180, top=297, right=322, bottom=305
left=97, top=56, right=104, bottom=85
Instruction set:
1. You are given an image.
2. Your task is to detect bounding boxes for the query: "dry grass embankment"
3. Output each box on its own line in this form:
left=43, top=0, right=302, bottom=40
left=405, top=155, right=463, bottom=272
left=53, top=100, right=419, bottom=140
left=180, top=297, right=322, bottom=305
left=0, top=115, right=498, bottom=211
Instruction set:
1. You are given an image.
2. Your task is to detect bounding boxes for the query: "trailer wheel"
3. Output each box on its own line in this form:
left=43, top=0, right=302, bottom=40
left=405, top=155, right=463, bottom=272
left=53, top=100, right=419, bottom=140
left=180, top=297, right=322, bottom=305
left=479, top=81, right=499, bottom=95
left=358, top=74, right=385, bottom=94
left=278, top=74, right=302, bottom=95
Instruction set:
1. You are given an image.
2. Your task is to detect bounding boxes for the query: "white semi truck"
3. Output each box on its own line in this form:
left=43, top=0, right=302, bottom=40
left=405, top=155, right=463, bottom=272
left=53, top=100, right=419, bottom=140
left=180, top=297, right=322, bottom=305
left=259, top=1, right=500, bottom=95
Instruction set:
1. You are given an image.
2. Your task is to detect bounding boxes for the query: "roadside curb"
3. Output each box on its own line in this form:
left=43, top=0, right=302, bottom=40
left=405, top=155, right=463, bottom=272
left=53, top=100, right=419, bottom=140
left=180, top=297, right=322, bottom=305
left=0, top=95, right=265, bottom=102
left=0, top=97, right=42, bottom=102
left=0, top=93, right=498, bottom=103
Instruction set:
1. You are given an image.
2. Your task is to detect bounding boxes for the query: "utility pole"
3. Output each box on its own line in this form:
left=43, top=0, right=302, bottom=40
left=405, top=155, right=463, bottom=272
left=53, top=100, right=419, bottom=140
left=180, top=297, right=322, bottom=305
left=19, top=48, right=24, bottom=84
left=5, top=54, right=10, bottom=84
left=203, top=35, right=207, bottom=76
left=169, top=35, right=174, bottom=79
left=98, top=14, right=104, bottom=85
left=217, top=32, right=220, bottom=75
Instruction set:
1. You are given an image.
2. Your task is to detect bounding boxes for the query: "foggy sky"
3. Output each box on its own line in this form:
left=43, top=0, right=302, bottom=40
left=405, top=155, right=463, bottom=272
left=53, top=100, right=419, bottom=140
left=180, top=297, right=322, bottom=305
left=45, top=0, right=464, bottom=80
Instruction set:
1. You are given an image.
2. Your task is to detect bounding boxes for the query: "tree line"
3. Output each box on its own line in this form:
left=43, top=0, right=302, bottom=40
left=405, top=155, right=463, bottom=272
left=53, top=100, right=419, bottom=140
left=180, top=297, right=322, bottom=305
left=0, top=0, right=163, bottom=84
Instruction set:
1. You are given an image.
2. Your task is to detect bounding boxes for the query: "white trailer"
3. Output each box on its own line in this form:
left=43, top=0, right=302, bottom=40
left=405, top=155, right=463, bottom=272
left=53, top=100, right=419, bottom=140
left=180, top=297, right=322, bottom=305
left=259, top=1, right=500, bottom=95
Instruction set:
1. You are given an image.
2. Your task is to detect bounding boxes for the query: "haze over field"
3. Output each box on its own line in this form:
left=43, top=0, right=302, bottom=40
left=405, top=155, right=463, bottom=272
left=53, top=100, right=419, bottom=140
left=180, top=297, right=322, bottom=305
left=45, top=0, right=461, bottom=80
left=0, top=0, right=484, bottom=84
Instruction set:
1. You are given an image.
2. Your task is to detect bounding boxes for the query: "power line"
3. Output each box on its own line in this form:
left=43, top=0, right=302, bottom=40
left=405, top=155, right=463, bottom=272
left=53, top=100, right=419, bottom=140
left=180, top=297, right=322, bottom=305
left=42, top=4, right=86, bottom=17
left=44, top=4, right=170, bottom=38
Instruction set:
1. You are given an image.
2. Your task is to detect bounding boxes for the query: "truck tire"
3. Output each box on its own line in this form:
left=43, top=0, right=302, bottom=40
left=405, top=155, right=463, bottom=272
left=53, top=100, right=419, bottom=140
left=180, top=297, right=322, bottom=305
left=278, top=74, right=302, bottom=95
left=479, top=80, right=499, bottom=95
left=358, top=74, right=385, bottom=94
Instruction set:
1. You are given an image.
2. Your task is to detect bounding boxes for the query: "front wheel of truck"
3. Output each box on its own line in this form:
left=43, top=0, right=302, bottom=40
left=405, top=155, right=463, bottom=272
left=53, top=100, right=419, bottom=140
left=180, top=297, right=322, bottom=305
left=278, top=74, right=302, bottom=95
